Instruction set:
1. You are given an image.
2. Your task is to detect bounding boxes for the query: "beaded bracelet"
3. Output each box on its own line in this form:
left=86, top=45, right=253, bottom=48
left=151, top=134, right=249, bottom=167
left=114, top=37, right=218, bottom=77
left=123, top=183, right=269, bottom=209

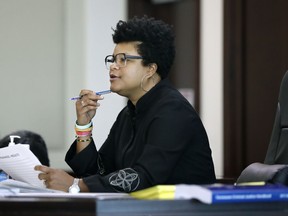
left=77, top=137, right=92, bottom=142
left=76, top=134, right=92, bottom=138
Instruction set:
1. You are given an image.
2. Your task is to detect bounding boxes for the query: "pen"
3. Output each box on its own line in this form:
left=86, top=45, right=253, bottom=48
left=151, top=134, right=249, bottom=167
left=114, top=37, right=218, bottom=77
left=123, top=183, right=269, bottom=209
left=70, top=90, right=112, bottom=100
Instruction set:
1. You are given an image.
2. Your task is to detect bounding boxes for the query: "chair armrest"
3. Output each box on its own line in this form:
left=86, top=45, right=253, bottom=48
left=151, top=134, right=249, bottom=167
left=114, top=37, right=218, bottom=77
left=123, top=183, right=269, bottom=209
left=236, top=162, right=288, bottom=185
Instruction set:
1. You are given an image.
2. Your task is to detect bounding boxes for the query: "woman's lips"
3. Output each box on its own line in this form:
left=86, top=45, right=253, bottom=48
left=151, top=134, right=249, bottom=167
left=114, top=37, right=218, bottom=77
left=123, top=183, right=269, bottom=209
left=110, top=74, right=119, bottom=81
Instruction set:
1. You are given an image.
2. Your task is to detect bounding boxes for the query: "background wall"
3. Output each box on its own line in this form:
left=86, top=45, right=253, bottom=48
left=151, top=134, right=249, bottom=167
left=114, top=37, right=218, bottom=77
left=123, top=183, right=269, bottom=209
left=0, top=0, right=127, bottom=171
left=223, top=0, right=288, bottom=179
left=63, top=0, right=127, bottom=170
left=0, top=0, right=66, bottom=165
left=0, top=0, right=223, bottom=177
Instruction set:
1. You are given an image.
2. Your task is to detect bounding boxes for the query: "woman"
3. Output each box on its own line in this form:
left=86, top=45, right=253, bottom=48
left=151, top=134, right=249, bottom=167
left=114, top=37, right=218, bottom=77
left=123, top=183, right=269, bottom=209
left=36, top=16, right=216, bottom=193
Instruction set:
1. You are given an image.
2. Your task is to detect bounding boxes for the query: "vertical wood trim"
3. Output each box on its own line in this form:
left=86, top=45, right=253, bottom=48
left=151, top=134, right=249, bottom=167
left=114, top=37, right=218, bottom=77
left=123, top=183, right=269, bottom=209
left=194, top=0, right=200, bottom=113
left=223, top=0, right=245, bottom=178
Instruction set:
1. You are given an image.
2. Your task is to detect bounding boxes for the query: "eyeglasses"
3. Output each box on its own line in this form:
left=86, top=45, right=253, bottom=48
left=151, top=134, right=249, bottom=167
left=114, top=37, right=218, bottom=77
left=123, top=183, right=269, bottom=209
left=105, top=53, right=143, bottom=70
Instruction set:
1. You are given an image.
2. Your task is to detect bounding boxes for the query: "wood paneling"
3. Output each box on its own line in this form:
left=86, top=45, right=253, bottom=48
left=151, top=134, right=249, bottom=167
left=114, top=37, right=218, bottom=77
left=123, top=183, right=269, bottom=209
left=224, top=0, right=288, bottom=179
left=128, top=0, right=200, bottom=111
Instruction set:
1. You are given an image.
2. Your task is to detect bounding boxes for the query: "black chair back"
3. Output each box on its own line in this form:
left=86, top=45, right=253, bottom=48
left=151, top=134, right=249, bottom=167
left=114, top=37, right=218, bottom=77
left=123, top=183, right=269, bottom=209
left=236, top=71, right=288, bottom=185
left=265, top=71, right=288, bottom=164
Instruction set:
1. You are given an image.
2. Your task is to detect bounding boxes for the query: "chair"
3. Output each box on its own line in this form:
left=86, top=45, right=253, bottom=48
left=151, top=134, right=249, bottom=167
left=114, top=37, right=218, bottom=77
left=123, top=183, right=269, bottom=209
left=236, top=70, right=288, bottom=185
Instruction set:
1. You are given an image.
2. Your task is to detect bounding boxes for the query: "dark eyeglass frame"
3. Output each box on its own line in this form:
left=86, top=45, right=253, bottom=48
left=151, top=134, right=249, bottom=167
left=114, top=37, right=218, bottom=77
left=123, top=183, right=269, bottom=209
left=104, top=53, right=143, bottom=70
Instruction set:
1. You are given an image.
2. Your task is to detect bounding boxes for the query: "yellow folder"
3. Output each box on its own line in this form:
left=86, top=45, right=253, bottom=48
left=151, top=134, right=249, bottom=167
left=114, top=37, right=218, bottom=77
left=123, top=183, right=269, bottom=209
left=130, top=185, right=176, bottom=200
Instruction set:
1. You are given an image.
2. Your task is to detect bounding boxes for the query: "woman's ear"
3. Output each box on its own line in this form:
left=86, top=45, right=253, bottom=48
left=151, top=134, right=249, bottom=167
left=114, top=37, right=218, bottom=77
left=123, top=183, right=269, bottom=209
left=148, top=63, right=158, bottom=74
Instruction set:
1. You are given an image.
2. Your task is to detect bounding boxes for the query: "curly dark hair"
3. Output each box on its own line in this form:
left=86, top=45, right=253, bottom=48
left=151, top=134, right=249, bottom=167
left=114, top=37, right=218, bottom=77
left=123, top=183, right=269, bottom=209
left=112, top=15, right=175, bottom=79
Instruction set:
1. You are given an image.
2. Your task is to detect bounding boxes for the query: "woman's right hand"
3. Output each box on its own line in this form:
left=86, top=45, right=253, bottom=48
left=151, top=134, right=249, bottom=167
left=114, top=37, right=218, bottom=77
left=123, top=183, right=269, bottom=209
left=75, top=89, right=104, bottom=125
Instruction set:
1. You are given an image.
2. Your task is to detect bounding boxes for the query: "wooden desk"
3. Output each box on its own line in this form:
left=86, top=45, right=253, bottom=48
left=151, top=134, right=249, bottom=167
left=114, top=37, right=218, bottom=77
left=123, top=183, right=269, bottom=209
left=1, top=197, right=288, bottom=216
left=0, top=197, right=95, bottom=216
left=97, top=199, right=288, bottom=216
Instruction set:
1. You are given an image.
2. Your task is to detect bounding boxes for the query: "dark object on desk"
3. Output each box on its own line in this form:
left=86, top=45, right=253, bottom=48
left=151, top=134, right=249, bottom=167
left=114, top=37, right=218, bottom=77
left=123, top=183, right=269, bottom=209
left=237, top=70, right=288, bottom=185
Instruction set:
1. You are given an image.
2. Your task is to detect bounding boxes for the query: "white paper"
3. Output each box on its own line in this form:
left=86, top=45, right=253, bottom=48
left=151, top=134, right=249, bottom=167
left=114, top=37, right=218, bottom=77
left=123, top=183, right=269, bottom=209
left=0, top=179, right=62, bottom=193
left=0, top=144, right=44, bottom=188
left=0, top=179, right=130, bottom=198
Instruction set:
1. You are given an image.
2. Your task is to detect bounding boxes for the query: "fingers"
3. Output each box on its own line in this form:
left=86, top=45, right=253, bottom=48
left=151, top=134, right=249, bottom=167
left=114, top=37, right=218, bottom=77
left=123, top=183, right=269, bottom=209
left=76, top=90, right=104, bottom=125
left=76, top=102, right=98, bottom=125
left=78, top=99, right=101, bottom=109
left=38, top=172, right=46, bottom=180
left=78, top=90, right=104, bottom=101
left=35, top=165, right=50, bottom=182
left=76, top=90, right=103, bottom=111
left=35, top=165, right=49, bottom=173
left=37, top=168, right=50, bottom=188
left=35, top=166, right=62, bottom=189
left=79, top=89, right=94, bottom=97
left=39, top=168, right=74, bottom=192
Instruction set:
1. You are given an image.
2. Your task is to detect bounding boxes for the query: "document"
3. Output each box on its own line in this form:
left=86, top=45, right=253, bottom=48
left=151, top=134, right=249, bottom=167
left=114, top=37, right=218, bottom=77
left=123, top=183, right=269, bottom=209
left=0, top=179, right=61, bottom=193
left=0, top=179, right=130, bottom=198
left=0, top=184, right=20, bottom=195
left=0, top=144, right=44, bottom=188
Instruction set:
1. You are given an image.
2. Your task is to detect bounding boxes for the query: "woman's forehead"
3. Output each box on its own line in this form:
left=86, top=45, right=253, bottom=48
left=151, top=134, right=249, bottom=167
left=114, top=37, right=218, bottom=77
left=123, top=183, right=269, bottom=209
left=113, top=42, right=141, bottom=55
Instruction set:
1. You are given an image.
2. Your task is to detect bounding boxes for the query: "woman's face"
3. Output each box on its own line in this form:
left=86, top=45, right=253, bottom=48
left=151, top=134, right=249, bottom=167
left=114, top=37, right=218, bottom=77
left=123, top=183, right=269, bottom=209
left=109, top=42, right=149, bottom=102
